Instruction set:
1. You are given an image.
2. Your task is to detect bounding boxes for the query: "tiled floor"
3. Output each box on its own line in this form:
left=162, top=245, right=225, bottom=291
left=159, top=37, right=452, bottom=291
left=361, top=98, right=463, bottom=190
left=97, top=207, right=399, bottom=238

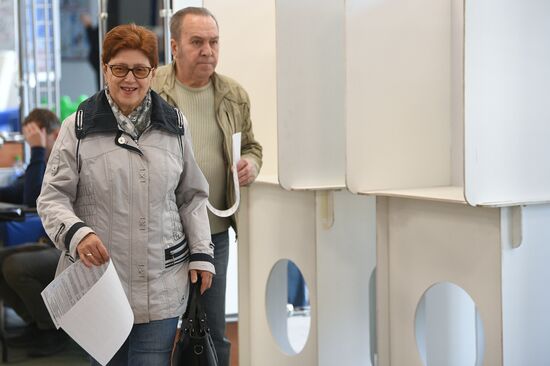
left=1, top=342, right=88, bottom=365
left=1, top=308, right=88, bottom=365
left=2, top=318, right=241, bottom=366
left=0, top=311, right=308, bottom=365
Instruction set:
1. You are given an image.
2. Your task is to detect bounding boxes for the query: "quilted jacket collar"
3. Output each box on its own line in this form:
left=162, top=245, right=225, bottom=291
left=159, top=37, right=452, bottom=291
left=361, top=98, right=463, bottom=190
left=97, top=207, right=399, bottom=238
left=75, top=89, right=183, bottom=139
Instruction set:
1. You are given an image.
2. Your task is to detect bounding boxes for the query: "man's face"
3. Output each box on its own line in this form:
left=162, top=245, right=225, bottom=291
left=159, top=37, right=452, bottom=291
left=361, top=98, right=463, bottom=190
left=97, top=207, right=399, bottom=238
left=171, top=14, right=219, bottom=87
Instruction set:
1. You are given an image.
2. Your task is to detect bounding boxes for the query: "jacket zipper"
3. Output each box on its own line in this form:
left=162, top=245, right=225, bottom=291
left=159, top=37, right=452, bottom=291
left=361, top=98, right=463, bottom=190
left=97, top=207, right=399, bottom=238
left=132, top=124, right=155, bottom=150
left=54, top=223, right=66, bottom=243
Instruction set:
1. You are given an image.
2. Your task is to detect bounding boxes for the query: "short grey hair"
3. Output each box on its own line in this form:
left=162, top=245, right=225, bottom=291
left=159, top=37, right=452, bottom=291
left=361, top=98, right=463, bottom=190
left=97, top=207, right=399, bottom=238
left=170, top=7, right=218, bottom=42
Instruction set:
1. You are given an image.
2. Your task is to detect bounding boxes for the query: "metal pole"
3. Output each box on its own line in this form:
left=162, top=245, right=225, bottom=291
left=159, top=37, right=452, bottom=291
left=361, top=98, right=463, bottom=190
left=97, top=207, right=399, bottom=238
left=52, top=0, right=61, bottom=115
left=43, top=0, right=54, bottom=111
left=30, top=0, right=40, bottom=109
left=160, top=0, right=172, bottom=65
left=98, top=0, right=108, bottom=88
left=16, top=0, right=30, bottom=119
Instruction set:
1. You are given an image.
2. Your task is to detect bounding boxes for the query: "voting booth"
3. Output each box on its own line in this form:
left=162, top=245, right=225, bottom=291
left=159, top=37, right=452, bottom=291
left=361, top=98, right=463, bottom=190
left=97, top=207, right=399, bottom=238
left=237, top=182, right=375, bottom=366
left=273, top=0, right=377, bottom=365
left=276, top=0, right=346, bottom=190
left=347, top=0, right=550, bottom=365
left=205, top=0, right=377, bottom=364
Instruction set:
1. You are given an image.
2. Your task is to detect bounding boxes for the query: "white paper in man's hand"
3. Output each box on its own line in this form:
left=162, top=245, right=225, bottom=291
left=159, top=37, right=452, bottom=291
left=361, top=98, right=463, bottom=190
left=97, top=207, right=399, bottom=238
left=41, top=260, right=133, bottom=366
left=207, top=132, right=241, bottom=217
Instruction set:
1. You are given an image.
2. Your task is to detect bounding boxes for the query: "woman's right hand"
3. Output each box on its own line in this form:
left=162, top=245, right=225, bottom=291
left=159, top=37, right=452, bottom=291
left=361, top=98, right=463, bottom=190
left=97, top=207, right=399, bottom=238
left=77, top=233, right=110, bottom=268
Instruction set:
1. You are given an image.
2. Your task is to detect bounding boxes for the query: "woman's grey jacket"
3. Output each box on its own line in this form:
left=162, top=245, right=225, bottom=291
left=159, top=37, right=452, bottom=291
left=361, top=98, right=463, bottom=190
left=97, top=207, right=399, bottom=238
left=37, top=90, right=215, bottom=324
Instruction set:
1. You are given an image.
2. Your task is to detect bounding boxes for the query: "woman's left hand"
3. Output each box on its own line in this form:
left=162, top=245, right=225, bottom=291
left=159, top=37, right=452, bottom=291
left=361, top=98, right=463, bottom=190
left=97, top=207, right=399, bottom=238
left=189, top=269, right=213, bottom=294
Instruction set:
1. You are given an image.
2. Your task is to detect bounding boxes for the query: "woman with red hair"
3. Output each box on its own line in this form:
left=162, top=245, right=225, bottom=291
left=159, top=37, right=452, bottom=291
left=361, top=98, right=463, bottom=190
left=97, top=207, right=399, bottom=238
left=38, top=24, right=215, bottom=365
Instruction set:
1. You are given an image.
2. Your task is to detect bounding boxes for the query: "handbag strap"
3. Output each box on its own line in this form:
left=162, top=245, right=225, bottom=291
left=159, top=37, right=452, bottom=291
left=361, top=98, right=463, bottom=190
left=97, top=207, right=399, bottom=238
left=186, top=281, right=199, bottom=319
left=184, top=279, right=210, bottom=334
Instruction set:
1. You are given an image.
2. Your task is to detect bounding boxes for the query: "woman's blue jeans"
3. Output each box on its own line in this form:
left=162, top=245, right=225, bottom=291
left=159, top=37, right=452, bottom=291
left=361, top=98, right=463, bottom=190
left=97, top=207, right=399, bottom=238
left=90, top=317, right=178, bottom=366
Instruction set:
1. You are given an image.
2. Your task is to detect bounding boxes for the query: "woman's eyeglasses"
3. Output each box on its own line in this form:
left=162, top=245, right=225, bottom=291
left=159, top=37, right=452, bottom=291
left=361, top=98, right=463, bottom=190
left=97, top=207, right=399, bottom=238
left=107, top=64, right=153, bottom=79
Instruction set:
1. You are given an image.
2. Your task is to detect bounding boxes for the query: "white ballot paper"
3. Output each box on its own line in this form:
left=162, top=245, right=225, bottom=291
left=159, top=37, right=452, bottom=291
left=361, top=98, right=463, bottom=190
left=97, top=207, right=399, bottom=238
left=41, top=260, right=133, bottom=366
left=207, top=132, right=241, bottom=217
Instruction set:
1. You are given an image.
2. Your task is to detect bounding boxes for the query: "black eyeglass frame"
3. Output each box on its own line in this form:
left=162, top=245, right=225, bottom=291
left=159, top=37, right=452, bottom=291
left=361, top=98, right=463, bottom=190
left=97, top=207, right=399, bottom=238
left=107, top=64, right=154, bottom=79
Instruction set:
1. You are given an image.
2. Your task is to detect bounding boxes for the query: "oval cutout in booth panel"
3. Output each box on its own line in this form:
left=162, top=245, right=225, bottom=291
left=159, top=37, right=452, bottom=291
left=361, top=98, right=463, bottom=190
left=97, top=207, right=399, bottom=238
left=265, top=259, right=311, bottom=355
left=415, top=282, right=485, bottom=366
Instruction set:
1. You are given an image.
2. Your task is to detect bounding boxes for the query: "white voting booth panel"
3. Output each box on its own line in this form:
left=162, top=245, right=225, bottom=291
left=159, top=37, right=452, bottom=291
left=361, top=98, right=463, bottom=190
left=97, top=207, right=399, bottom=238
left=276, top=0, right=346, bottom=190
left=346, top=0, right=464, bottom=199
left=238, top=182, right=376, bottom=366
left=347, top=0, right=550, bottom=207
left=240, top=182, right=318, bottom=366
left=204, top=0, right=278, bottom=179
left=200, top=2, right=278, bottom=364
left=376, top=197, right=550, bottom=366
left=501, top=204, right=550, bottom=365
left=377, top=197, right=501, bottom=366
left=316, top=190, right=376, bottom=366
left=464, top=0, right=550, bottom=206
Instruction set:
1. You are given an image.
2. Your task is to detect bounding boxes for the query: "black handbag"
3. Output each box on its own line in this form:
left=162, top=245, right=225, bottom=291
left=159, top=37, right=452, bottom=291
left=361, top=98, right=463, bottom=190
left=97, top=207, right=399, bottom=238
left=172, top=281, right=218, bottom=366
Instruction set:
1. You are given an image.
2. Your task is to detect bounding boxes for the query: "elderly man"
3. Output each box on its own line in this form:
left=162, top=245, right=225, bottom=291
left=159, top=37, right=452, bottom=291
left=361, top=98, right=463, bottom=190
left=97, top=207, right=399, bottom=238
left=152, top=7, right=262, bottom=365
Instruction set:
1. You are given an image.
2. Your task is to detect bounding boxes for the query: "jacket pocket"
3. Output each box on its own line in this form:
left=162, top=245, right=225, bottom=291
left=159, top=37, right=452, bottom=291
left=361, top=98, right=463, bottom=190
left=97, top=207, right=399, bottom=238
left=164, top=239, right=189, bottom=269
left=54, top=223, right=66, bottom=243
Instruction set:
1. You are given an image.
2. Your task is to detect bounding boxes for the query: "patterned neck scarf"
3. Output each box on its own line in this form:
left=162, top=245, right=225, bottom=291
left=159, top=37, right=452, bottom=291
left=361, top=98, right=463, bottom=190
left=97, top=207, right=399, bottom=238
left=105, top=88, right=152, bottom=140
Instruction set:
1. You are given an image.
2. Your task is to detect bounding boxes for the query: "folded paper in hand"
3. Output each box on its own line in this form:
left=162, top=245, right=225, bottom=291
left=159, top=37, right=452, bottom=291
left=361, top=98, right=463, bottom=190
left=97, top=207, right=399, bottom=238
left=41, top=260, right=133, bottom=366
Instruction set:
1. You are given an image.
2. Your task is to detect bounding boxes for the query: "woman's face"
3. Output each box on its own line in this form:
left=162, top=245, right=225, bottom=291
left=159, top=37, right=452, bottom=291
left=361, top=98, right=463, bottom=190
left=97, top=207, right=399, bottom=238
left=103, top=49, right=155, bottom=115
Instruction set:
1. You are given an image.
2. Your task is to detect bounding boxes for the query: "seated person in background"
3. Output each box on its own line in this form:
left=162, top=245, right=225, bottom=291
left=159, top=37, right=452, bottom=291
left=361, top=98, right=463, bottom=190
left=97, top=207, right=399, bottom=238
left=0, top=108, right=67, bottom=357
left=0, top=108, right=59, bottom=205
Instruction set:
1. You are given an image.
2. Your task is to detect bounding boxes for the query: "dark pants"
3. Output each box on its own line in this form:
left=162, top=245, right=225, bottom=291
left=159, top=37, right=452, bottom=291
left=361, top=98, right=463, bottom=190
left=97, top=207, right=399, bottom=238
left=0, top=244, right=60, bottom=329
left=287, top=261, right=308, bottom=308
left=202, top=230, right=230, bottom=366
